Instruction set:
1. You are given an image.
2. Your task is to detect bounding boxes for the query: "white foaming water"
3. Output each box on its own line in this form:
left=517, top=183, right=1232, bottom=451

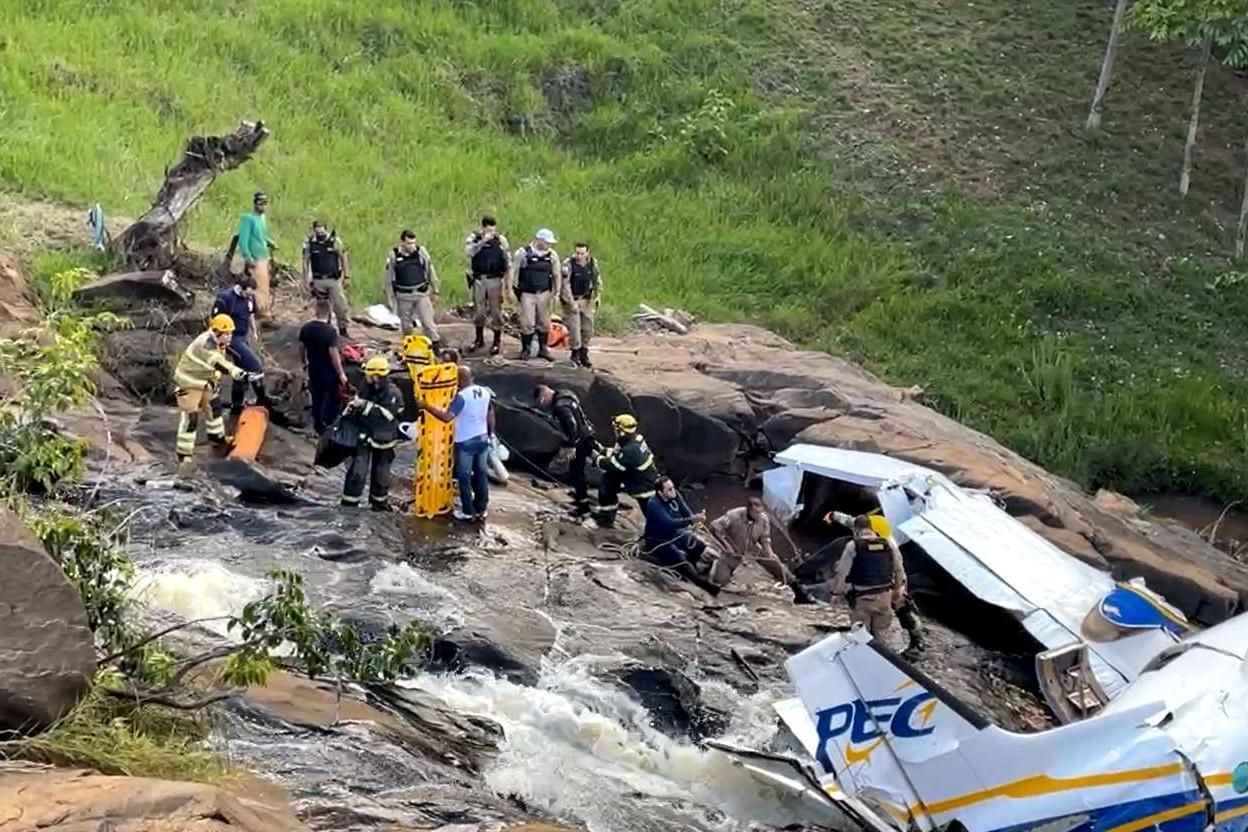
left=131, top=559, right=268, bottom=638
left=412, top=655, right=808, bottom=832
left=369, top=562, right=465, bottom=632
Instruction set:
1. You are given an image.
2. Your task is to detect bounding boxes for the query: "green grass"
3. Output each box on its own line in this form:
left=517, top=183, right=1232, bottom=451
left=1, top=679, right=229, bottom=782
left=2, top=0, right=1247, bottom=499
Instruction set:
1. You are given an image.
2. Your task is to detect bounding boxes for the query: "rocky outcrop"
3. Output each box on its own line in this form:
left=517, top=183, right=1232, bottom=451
left=0, top=508, right=95, bottom=735
left=73, top=269, right=194, bottom=309
left=468, top=323, right=1248, bottom=626
left=0, top=251, right=39, bottom=337
left=0, top=763, right=306, bottom=831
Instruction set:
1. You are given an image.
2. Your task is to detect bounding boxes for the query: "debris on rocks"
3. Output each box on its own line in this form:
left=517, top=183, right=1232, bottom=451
left=633, top=303, right=695, bottom=335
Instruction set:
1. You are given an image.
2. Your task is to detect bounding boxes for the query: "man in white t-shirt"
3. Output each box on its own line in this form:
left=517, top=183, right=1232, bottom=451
left=420, top=364, right=496, bottom=522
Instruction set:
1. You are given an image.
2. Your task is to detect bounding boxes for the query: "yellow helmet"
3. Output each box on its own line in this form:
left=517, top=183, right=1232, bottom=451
left=612, top=413, right=638, bottom=434
left=209, top=313, right=236, bottom=335
left=363, top=355, right=391, bottom=377
left=400, top=333, right=434, bottom=362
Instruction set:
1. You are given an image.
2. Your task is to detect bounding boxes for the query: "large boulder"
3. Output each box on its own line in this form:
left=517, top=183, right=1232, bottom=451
left=0, top=251, right=40, bottom=337
left=0, top=508, right=95, bottom=734
left=73, top=269, right=194, bottom=309
left=0, top=764, right=306, bottom=831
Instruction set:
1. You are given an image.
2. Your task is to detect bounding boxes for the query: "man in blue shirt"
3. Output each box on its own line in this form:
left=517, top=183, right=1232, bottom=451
left=210, top=274, right=268, bottom=415
left=642, top=477, right=721, bottom=595
left=420, top=365, right=496, bottom=523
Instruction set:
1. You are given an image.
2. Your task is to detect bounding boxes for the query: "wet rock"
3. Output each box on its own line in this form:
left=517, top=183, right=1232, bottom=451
left=0, top=250, right=39, bottom=336
left=428, top=607, right=557, bottom=687
left=0, top=763, right=306, bottom=831
left=101, top=327, right=178, bottom=403
left=611, top=666, right=729, bottom=741
left=73, top=268, right=194, bottom=308
left=204, top=458, right=305, bottom=505
left=0, top=508, right=95, bottom=735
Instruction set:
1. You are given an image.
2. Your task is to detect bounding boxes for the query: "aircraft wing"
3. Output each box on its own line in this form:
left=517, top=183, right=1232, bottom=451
left=898, top=481, right=1176, bottom=698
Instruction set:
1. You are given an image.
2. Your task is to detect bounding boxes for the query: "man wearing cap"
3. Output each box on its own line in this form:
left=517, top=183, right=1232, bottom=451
left=384, top=230, right=442, bottom=353
left=302, top=220, right=352, bottom=337
left=507, top=228, right=562, bottom=361
left=464, top=215, right=511, bottom=356
left=236, top=192, right=276, bottom=320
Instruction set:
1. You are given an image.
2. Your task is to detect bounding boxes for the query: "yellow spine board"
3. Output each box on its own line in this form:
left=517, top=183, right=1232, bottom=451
left=409, top=361, right=459, bottom=518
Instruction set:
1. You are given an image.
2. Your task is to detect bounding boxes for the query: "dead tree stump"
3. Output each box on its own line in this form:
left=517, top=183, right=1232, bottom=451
left=112, top=120, right=270, bottom=270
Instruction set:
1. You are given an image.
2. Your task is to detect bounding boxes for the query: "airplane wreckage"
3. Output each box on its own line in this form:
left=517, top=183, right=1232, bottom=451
left=712, top=445, right=1248, bottom=832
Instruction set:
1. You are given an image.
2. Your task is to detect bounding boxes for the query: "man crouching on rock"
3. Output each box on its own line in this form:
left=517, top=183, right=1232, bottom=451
left=831, top=515, right=909, bottom=648
left=706, top=498, right=815, bottom=605
left=641, top=477, right=722, bottom=596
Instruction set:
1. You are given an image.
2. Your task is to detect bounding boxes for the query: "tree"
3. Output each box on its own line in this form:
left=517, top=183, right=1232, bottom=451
left=1087, top=0, right=1133, bottom=130
left=1130, top=0, right=1248, bottom=197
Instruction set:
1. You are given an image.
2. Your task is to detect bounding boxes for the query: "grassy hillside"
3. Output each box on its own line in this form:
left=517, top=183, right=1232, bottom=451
left=3, top=0, right=1248, bottom=500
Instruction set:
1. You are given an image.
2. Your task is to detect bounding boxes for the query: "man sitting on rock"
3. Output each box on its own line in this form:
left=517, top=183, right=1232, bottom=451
left=641, top=477, right=721, bottom=595
left=707, top=497, right=814, bottom=604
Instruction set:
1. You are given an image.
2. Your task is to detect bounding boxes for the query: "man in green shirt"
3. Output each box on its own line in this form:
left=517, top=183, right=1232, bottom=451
left=236, top=192, right=275, bottom=320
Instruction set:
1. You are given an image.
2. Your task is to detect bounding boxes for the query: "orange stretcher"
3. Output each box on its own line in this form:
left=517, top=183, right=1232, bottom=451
left=227, top=405, right=269, bottom=462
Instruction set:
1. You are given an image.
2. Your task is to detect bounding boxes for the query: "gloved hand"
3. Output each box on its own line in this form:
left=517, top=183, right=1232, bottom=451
left=246, top=371, right=265, bottom=383
left=344, top=396, right=364, bottom=412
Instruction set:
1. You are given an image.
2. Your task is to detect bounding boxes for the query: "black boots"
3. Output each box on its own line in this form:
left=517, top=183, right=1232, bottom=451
left=536, top=330, right=553, bottom=360
left=489, top=329, right=501, bottom=356
left=570, top=347, right=593, bottom=368
left=470, top=325, right=485, bottom=353
left=517, top=333, right=532, bottom=360
left=790, top=582, right=816, bottom=605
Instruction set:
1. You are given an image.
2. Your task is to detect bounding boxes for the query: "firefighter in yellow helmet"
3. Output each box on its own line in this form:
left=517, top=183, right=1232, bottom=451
left=593, top=413, right=659, bottom=528
left=341, top=355, right=404, bottom=511
left=173, top=314, right=252, bottom=463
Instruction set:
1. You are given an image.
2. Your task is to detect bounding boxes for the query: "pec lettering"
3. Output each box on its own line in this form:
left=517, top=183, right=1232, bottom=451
left=812, top=691, right=937, bottom=772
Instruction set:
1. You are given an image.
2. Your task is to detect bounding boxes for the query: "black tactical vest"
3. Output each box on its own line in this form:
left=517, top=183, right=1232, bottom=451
left=471, top=235, right=508, bottom=277
left=568, top=257, right=597, bottom=298
left=392, top=247, right=429, bottom=292
left=517, top=247, right=554, bottom=294
left=848, top=537, right=894, bottom=589
left=307, top=235, right=341, bottom=279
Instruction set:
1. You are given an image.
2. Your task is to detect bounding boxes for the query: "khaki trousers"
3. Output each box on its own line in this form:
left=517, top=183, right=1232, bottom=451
left=518, top=290, right=551, bottom=336
left=249, top=259, right=272, bottom=319
left=706, top=547, right=793, bottom=588
left=310, top=277, right=350, bottom=333
left=174, top=385, right=225, bottom=457
left=395, top=291, right=440, bottom=342
left=850, top=592, right=897, bottom=642
left=472, top=277, right=504, bottom=329
left=564, top=297, right=595, bottom=350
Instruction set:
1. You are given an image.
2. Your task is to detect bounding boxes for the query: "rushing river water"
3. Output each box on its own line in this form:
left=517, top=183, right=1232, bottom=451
left=110, top=462, right=817, bottom=832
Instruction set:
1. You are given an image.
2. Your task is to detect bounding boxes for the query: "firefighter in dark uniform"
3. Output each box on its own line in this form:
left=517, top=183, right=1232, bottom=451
left=594, top=414, right=658, bottom=528
left=534, top=384, right=601, bottom=515
left=465, top=215, right=511, bottom=355
left=301, top=220, right=351, bottom=336
left=831, top=515, right=910, bottom=647
left=341, top=355, right=403, bottom=512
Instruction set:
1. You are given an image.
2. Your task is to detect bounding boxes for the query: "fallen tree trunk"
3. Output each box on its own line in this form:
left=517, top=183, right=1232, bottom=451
left=112, top=120, right=270, bottom=270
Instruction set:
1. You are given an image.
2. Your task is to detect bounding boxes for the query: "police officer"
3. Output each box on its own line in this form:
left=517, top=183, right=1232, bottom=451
left=831, top=515, right=909, bottom=647
left=533, top=384, right=600, bottom=515
left=341, top=355, right=403, bottom=511
left=464, top=215, right=511, bottom=355
left=302, top=220, right=351, bottom=337
left=384, top=230, right=442, bottom=352
left=594, top=414, right=658, bottom=528
left=508, top=228, right=562, bottom=361
left=561, top=242, right=601, bottom=368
